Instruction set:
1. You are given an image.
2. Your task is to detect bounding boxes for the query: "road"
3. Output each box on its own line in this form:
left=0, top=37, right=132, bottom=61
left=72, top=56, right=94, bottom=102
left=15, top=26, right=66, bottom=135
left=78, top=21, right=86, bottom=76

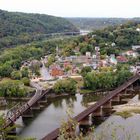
left=40, top=59, right=52, bottom=80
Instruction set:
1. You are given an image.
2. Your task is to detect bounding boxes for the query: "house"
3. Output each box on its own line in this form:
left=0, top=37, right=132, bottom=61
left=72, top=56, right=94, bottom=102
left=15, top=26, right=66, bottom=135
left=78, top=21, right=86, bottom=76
left=130, top=66, right=137, bottom=73
left=100, top=60, right=108, bottom=67
left=116, top=56, right=128, bottom=63
left=136, top=28, right=140, bottom=32
left=50, top=64, right=64, bottom=77
left=83, top=60, right=100, bottom=70
left=86, top=52, right=91, bottom=57
left=63, top=61, right=72, bottom=69
left=123, top=50, right=139, bottom=58
left=74, top=56, right=93, bottom=64
left=132, top=45, right=140, bottom=51
left=72, top=67, right=78, bottom=74
left=135, top=62, right=140, bottom=71
left=109, top=54, right=117, bottom=65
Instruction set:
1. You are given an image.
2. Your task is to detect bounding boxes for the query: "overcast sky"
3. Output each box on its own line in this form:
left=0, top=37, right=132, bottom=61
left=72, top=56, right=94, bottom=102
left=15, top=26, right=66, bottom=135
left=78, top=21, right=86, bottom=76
left=0, top=0, right=140, bottom=18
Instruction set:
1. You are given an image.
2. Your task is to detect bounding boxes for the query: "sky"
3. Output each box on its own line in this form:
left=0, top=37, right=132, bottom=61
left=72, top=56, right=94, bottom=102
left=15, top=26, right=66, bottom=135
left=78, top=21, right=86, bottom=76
left=0, top=0, right=140, bottom=18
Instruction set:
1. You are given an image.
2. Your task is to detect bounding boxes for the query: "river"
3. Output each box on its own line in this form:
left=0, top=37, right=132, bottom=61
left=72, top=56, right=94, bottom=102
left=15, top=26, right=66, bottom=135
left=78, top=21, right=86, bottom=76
left=1, top=93, right=140, bottom=140
left=16, top=93, right=102, bottom=139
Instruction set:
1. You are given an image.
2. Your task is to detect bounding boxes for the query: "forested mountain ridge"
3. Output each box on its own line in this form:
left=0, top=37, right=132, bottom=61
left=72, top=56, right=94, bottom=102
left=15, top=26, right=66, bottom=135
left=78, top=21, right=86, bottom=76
left=0, top=9, right=79, bottom=49
left=67, top=18, right=140, bottom=30
left=0, top=21, right=140, bottom=78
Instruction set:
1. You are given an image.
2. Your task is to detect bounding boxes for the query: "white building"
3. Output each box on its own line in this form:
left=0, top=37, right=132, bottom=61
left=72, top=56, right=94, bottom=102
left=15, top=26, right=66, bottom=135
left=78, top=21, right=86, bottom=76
left=109, top=54, right=117, bottom=65
left=136, top=28, right=140, bottom=32
left=125, top=50, right=139, bottom=58
left=86, top=52, right=91, bottom=57
left=132, top=45, right=140, bottom=51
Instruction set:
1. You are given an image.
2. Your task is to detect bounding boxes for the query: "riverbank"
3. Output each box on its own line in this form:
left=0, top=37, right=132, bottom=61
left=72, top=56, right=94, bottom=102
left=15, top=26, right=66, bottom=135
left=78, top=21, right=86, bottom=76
left=79, top=88, right=113, bottom=94
left=113, top=95, right=140, bottom=118
left=114, top=102, right=140, bottom=113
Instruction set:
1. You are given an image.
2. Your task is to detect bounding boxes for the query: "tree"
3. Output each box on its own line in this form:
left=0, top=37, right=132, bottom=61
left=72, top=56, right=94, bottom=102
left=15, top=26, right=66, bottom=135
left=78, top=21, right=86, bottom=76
left=11, top=70, right=21, bottom=80
left=21, top=77, right=30, bottom=86
left=46, top=55, right=55, bottom=67
left=0, top=64, right=13, bottom=77
left=29, top=60, right=41, bottom=76
left=62, top=45, right=75, bottom=56
left=53, top=78, right=77, bottom=94
left=58, top=107, right=94, bottom=140
left=0, top=114, right=17, bottom=140
left=0, top=79, right=28, bottom=97
left=115, top=36, right=129, bottom=47
left=83, top=67, right=132, bottom=91
left=81, top=66, right=92, bottom=77
left=21, top=67, right=29, bottom=78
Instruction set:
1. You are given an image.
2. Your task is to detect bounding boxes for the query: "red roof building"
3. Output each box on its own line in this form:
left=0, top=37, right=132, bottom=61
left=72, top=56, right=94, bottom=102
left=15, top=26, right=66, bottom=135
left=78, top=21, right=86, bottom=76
left=50, top=64, right=64, bottom=77
left=116, top=56, right=128, bottom=63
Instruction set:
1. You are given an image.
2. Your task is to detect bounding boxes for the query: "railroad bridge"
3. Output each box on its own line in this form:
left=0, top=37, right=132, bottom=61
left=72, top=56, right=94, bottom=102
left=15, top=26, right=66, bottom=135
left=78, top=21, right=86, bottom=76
left=2, top=88, right=51, bottom=134
left=42, top=72, right=140, bottom=140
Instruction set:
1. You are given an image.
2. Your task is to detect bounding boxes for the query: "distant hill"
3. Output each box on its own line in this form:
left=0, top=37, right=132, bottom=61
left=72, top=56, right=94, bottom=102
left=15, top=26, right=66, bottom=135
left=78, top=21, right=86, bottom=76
left=0, top=9, right=79, bottom=49
left=67, top=18, right=140, bottom=30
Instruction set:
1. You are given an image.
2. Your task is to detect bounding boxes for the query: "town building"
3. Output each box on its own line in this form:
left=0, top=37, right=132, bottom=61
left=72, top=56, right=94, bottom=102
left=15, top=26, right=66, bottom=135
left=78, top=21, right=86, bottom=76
left=109, top=54, right=117, bottom=65
left=123, top=50, right=139, bottom=58
left=49, top=64, right=64, bottom=77
left=116, top=56, right=128, bottom=63
left=86, top=52, right=91, bottom=57
left=132, top=45, right=140, bottom=51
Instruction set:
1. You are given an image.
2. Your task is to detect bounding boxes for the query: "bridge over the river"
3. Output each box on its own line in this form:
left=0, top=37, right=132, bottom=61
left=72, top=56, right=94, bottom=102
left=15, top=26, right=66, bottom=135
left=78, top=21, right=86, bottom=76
left=42, top=72, right=140, bottom=140
left=3, top=88, right=51, bottom=130
left=41, top=31, right=89, bottom=37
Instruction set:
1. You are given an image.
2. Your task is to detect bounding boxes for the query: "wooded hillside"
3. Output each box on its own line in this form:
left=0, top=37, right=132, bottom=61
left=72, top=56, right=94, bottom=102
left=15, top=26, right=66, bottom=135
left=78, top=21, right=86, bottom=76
left=0, top=9, right=78, bottom=49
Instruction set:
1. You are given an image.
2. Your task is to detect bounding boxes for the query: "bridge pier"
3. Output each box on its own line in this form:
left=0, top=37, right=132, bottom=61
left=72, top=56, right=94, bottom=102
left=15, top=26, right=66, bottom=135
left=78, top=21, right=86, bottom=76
left=119, top=87, right=136, bottom=104
left=92, top=116, right=104, bottom=126
left=79, top=116, right=90, bottom=126
left=125, top=86, right=134, bottom=94
left=102, top=101, right=112, bottom=109
left=78, top=115, right=92, bottom=134
left=31, top=102, right=41, bottom=111
left=78, top=116, right=91, bottom=135
left=133, top=80, right=140, bottom=90
left=38, top=96, right=47, bottom=108
left=120, top=92, right=135, bottom=99
left=22, top=108, right=33, bottom=119
left=39, top=100, right=47, bottom=105
left=138, top=94, right=140, bottom=100
left=92, top=106, right=103, bottom=117
left=111, top=95, right=120, bottom=105
left=102, top=101, right=113, bottom=117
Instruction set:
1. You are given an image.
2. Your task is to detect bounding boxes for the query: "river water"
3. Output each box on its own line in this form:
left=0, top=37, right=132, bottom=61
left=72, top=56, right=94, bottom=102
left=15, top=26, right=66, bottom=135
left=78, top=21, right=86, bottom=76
left=1, top=93, right=140, bottom=140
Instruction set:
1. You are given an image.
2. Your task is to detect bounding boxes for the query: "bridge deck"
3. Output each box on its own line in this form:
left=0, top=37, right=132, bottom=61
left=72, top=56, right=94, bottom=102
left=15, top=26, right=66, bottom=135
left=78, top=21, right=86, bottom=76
left=3, top=89, right=51, bottom=128
left=42, top=74, right=140, bottom=140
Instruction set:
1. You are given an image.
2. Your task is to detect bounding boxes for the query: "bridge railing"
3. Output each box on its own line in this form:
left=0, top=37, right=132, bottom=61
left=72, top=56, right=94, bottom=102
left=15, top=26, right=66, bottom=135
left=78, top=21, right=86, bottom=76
left=3, top=88, right=51, bottom=128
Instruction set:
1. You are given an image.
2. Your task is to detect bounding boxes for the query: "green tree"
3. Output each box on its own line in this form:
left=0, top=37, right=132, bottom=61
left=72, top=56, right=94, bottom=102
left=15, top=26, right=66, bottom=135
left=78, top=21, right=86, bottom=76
left=81, top=66, right=92, bottom=77
left=0, top=115, right=17, bottom=140
left=46, top=55, right=55, bottom=67
left=53, top=78, right=77, bottom=94
left=0, top=64, right=13, bottom=77
left=83, top=67, right=132, bottom=91
left=11, top=70, right=21, bottom=80
left=0, top=79, right=27, bottom=97
left=21, top=77, right=30, bottom=86
left=21, top=67, right=29, bottom=78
